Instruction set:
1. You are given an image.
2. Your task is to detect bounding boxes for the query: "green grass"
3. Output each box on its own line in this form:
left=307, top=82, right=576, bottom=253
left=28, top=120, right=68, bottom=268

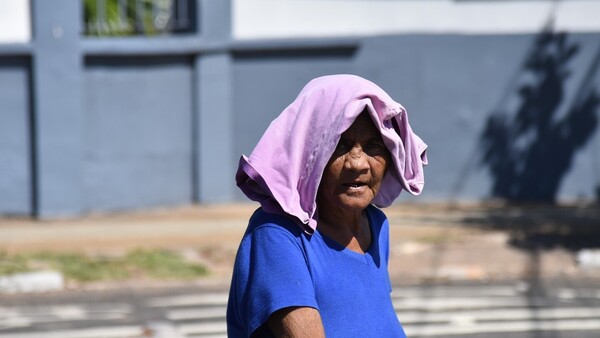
left=0, top=252, right=31, bottom=276
left=0, top=249, right=209, bottom=283
left=125, top=248, right=208, bottom=279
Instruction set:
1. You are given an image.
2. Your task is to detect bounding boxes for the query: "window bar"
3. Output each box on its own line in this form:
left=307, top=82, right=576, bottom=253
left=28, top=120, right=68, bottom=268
left=152, top=0, right=159, bottom=31
left=135, top=0, right=145, bottom=34
left=177, top=0, right=189, bottom=30
left=153, top=0, right=174, bottom=33
left=167, top=0, right=175, bottom=31
left=118, top=0, right=129, bottom=32
left=97, top=0, right=107, bottom=34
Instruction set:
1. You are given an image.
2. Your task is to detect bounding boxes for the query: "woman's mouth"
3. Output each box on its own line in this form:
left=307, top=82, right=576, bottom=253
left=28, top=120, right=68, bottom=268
left=343, top=182, right=367, bottom=189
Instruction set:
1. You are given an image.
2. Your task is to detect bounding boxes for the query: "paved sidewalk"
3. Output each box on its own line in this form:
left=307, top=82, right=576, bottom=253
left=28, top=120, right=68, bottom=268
left=1, top=202, right=599, bottom=289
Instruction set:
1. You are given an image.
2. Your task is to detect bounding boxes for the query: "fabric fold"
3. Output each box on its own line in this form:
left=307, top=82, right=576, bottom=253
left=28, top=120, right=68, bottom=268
left=236, top=74, right=428, bottom=233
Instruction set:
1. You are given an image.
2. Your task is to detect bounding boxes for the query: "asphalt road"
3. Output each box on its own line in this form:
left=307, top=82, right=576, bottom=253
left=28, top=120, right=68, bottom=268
left=1, top=202, right=599, bottom=337
left=1, top=281, right=600, bottom=338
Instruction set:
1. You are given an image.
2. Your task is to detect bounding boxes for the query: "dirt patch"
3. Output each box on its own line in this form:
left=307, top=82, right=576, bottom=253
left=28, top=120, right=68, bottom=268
left=2, top=202, right=599, bottom=287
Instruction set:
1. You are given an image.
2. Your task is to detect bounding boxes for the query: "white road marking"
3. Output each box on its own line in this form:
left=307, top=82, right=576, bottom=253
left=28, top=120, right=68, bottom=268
left=0, top=316, right=31, bottom=330
left=398, top=307, right=600, bottom=324
left=146, top=293, right=229, bottom=307
left=392, top=285, right=521, bottom=298
left=166, top=306, right=227, bottom=321
left=177, top=321, right=227, bottom=335
left=393, top=296, right=538, bottom=311
left=0, top=304, right=131, bottom=328
left=2, top=287, right=600, bottom=337
left=0, top=325, right=143, bottom=338
left=404, top=318, right=600, bottom=336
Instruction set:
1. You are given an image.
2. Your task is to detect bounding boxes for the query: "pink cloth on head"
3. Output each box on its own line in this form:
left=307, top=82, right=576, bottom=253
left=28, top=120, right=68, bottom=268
left=236, top=74, right=428, bottom=233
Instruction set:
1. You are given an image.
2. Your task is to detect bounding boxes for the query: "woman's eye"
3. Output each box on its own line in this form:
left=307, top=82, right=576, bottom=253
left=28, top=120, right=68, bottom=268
left=335, top=140, right=351, bottom=153
left=366, top=141, right=385, bottom=151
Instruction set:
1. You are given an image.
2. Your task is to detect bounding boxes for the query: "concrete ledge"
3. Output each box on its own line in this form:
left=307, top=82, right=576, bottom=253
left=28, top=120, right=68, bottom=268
left=0, top=270, right=64, bottom=294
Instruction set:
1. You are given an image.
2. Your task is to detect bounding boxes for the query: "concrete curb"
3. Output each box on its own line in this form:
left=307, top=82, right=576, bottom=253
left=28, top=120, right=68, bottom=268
left=0, top=270, right=64, bottom=294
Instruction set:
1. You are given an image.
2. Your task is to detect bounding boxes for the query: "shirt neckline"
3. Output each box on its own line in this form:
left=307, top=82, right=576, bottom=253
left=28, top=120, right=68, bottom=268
left=314, top=206, right=378, bottom=262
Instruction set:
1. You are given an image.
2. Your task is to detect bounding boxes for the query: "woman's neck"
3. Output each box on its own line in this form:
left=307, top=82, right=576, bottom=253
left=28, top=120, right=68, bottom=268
left=317, top=207, right=371, bottom=254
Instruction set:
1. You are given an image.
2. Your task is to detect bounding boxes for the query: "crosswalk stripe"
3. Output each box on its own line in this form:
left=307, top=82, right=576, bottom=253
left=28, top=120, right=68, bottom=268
left=394, top=286, right=600, bottom=300
left=0, top=304, right=132, bottom=329
left=392, top=285, right=521, bottom=297
left=147, top=292, right=543, bottom=310
left=0, top=316, right=30, bottom=330
left=146, top=293, right=229, bottom=307
left=404, top=318, right=600, bottom=336
left=166, top=307, right=600, bottom=325
left=0, top=325, right=143, bottom=338
left=398, top=307, right=600, bottom=324
left=166, top=306, right=227, bottom=321
left=162, top=306, right=600, bottom=328
left=177, top=321, right=227, bottom=335
left=393, top=296, right=541, bottom=310
left=2, top=286, right=600, bottom=337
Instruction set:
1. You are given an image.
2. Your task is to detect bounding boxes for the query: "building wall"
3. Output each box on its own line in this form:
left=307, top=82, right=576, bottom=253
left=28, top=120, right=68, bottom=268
left=82, top=56, right=195, bottom=212
left=0, top=0, right=598, bottom=217
left=0, top=57, right=31, bottom=214
left=231, top=34, right=600, bottom=203
left=0, top=0, right=30, bottom=43
left=233, top=0, right=600, bottom=39
left=0, top=0, right=232, bottom=217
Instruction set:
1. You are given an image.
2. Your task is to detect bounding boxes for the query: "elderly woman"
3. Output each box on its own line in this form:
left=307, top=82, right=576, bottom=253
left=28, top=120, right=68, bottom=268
left=227, top=75, right=427, bottom=337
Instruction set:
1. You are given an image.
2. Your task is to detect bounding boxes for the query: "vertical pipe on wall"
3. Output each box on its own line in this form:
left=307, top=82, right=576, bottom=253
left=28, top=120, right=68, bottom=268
left=192, top=0, right=234, bottom=203
left=193, top=53, right=234, bottom=203
left=27, top=56, right=37, bottom=216
left=30, top=0, right=83, bottom=217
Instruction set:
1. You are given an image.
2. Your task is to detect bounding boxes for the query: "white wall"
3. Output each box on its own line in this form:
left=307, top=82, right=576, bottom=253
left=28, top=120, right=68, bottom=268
left=233, top=0, right=600, bottom=40
left=0, top=0, right=31, bottom=43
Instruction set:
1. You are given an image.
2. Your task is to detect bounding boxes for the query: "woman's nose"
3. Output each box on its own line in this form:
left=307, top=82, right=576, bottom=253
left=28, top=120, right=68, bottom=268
left=344, top=146, right=369, bottom=171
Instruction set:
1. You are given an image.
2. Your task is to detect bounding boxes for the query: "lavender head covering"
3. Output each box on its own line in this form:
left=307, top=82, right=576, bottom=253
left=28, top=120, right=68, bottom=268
left=236, top=74, right=428, bottom=233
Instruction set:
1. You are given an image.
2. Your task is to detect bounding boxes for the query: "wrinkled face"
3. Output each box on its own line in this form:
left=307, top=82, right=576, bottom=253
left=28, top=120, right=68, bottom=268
left=317, top=112, right=391, bottom=214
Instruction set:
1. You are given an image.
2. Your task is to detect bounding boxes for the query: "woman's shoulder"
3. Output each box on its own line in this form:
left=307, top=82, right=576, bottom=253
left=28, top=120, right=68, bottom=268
left=367, top=204, right=388, bottom=222
left=247, top=207, right=304, bottom=237
left=239, top=208, right=308, bottom=255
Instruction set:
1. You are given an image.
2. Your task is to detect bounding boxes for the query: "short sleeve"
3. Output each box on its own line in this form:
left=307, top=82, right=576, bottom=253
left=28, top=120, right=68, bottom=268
left=227, top=215, right=318, bottom=337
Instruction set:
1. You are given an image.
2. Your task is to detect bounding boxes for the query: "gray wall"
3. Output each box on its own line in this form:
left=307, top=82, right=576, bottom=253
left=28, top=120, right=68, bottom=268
left=232, top=47, right=356, bottom=162
left=0, top=0, right=235, bottom=217
left=0, top=0, right=598, bottom=217
left=354, top=34, right=600, bottom=203
left=232, top=33, right=600, bottom=204
left=0, top=57, right=31, bottom=215
left=83, top=56, right=194, bottom=211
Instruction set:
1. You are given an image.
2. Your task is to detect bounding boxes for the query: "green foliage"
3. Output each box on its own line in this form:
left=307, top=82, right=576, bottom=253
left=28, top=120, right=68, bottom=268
left=84, top=0, right=167, bottom=36
left=126, top=248, right=208, bottom=279
left=29, top=252, right=131, bottom=282
left=0, top=252, right=31, bottom=276
left=0, top=249, right=208, bottom=283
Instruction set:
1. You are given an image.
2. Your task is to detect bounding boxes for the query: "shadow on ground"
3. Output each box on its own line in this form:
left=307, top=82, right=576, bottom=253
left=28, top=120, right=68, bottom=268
left=460, top=203, right=600, bottom=251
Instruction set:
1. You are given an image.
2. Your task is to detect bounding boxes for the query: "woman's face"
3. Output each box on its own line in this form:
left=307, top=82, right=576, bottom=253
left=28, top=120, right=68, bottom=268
left=317, top=112, right=390, bottom=214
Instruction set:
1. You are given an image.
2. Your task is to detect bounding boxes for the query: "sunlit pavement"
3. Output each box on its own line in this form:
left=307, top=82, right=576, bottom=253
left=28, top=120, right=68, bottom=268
left=1, top=203, right=599, bottom=337
left=1, top=282, right=600, bottom=338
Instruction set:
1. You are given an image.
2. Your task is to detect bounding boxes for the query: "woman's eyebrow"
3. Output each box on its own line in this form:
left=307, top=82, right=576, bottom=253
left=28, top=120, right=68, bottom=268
left=367, top=136, right=385, bottom=142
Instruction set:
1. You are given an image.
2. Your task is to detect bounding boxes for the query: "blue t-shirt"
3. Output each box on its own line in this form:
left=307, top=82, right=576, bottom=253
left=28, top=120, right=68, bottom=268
left=226, top=205, right=406, bottom=338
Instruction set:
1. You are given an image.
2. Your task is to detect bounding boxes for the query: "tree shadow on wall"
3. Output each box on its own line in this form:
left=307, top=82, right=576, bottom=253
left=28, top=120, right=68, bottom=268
left=476, top=32, right=600, bottom=253
left=481, top=32, right=599, bottom=203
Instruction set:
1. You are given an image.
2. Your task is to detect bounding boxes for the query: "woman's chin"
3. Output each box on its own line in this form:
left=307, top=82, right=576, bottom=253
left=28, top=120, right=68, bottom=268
left=335, top=195, right=374, bottom=212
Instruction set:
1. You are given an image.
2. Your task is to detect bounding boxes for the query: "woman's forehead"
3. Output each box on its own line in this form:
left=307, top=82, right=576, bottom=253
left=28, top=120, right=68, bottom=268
left=341, top=112, right=379, bottom=138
